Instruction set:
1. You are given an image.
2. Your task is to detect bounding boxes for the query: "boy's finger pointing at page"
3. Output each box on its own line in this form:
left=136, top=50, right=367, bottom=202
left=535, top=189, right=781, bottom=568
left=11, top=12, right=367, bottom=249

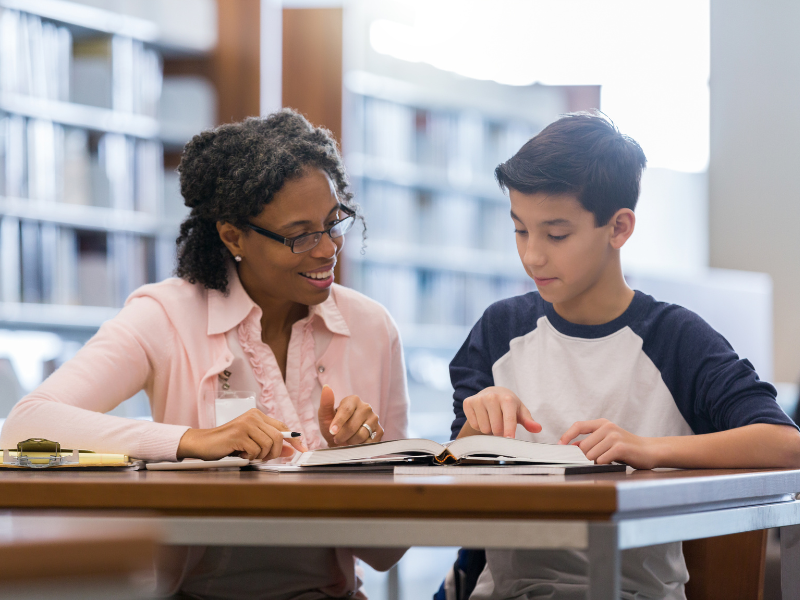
left=517, top=404, right=542, bottom=434
left=501, top=400, right=518, bottom=438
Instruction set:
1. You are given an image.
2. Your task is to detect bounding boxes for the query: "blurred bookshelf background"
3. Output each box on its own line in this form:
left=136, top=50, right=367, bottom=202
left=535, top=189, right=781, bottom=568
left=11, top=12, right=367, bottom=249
left=0, top=0, right=219, bottom=419
left=0, top=1, right=799, bottom=599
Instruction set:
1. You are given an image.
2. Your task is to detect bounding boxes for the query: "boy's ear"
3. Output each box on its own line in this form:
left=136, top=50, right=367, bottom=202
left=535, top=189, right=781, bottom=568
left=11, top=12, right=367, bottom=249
left=608, top=209, right=635, bottom=250
left=217, top=221, right=246, bottom=257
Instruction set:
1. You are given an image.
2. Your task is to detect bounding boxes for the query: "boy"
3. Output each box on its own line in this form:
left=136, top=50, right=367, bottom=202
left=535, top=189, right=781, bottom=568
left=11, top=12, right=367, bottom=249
left=449, top=113, right=800, bottom=599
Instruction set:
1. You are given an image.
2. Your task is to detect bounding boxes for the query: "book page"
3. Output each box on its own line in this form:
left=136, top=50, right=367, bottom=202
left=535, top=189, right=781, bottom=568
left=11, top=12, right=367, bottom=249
left=447, top=436, right=591, bottom=464
left=293, top=438, right=447, bottom=466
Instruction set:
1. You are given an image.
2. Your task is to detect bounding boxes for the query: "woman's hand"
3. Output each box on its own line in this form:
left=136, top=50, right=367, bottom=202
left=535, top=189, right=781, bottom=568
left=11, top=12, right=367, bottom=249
left=559, top=418, right=660, bottom=469
left=462, top=386, right=542, bottom=438
left=318, top=385, right=384, bottom=447
left=177, top=408, right=308, bottom=461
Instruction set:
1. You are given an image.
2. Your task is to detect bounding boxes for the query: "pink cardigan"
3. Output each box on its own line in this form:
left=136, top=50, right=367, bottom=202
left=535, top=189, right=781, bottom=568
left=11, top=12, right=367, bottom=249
left=0, top=272, right=410, bottom=597
left=1, top=274, right=409, bottom=460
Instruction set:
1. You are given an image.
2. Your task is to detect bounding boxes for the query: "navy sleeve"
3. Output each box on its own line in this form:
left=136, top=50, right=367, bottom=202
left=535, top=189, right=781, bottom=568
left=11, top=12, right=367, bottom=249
left=449, top=318, right=496, bottom=440
left=639, top=304, right=797, bottom=434
left=449, top=292, right=543, bottom=440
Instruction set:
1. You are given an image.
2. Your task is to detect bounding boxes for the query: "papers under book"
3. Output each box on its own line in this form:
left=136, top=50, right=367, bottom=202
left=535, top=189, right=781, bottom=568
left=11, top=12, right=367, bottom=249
left=288, top=436, right=595, bottom=468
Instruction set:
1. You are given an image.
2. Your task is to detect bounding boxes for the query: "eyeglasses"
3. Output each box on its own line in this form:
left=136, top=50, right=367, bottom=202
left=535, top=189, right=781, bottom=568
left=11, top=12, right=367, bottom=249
left=247, top=205, right=356, bottom=254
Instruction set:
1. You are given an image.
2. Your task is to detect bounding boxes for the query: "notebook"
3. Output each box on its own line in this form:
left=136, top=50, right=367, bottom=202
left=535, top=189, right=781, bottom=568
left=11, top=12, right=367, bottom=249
left=394, top=463, right=626, bottom=476
left=145, top=457, right=249, bottom=470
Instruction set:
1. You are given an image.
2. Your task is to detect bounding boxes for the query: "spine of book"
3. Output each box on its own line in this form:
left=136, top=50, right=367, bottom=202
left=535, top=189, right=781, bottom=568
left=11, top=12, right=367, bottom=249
left=19, top=219, right=41, bottom=303
left=134, top=139, right=164, bottom=214
left=62, top=128, right=91, bottom=205
left=0, top=216, right=21, bottom=303
left=26, top=13, right=46, bottom=100
left=111, top=35, right=134, bottom=113
left=3, top=114, right=26, bottom=198
left=27, top=118, right=59, bottom=202
left=57, top=24, right=71, bottom=102
left=0, top=9, right=19, bottom=94
left=54, top=226, right=78, bottom=305
left=100, top=133, right=135, bottom=211
left=0, top=115, right=6, bottom=195
left=16, top=12, right=32, bottom=97
left=39, top=221, right=57, bottom=303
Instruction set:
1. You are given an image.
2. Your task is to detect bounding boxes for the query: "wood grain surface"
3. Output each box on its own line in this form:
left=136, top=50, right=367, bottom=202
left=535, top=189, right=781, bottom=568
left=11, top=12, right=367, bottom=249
left=0, top=468, right=797, bottom=520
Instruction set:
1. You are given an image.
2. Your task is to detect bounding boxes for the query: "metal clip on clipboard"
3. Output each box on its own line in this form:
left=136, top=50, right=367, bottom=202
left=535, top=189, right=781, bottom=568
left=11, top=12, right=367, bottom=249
left=2, top=438, right=80, bottom=469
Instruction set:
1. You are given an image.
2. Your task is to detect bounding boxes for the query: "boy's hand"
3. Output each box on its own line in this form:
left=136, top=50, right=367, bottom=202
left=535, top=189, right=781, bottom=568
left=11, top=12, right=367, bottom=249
left=559, top=418, right=661, bottom=469
left=462, top=386, right=542, bottom=438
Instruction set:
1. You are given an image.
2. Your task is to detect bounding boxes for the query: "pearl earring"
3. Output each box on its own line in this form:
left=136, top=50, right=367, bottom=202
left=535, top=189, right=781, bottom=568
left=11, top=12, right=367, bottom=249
left=234, top=255, right=242, bottom=262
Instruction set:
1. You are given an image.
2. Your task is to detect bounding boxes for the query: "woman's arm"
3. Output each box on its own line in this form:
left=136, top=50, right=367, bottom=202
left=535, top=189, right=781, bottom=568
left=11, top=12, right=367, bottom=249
left=0, top=297, right=189, bottom=461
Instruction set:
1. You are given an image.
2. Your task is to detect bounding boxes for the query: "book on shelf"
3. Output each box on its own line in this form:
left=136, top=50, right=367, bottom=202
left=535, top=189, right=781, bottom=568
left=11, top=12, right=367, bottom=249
left=72, top=35, right=162, bottom=117
left=287, top=436, right=595, bottom=468
left=0, top=216, right=160, bottom=309
left=0, top=113, right=26, bottom=198
left=0, top=9, right=71, bottom=102
left=1, top=114, right=165, bottom=211
left=62, top=128, right=91, bottom=205
left=20, top=219, right=41, bottom=303
left=55, top=226, right=78, bottom=305
left=359, top=95, right=535, bottom=179
left=0, top=215, right=20, bottom=302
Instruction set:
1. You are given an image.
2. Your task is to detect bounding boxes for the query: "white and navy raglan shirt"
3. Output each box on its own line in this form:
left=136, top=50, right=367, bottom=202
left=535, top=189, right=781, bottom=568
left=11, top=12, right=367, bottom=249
left=450, top=290, right=796, bottom=600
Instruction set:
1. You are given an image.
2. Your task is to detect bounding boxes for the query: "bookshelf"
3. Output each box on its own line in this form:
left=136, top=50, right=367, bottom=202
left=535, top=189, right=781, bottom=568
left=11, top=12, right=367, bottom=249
left=0, top=0, right=207, bottom=339
left=341, top=85, right=546, bottom=351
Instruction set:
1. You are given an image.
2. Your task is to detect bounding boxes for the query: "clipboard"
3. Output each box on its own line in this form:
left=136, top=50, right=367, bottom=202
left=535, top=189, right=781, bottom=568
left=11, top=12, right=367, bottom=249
left=0, top=438, right=142, bottom=470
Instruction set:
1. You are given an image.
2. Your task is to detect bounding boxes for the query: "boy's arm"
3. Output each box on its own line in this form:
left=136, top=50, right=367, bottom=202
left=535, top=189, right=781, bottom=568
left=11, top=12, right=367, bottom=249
left=585, top=305, right=800, bottom=470
left=449, top=318, right=496, bottom=439
left=560, top=419, right=800, bottom=469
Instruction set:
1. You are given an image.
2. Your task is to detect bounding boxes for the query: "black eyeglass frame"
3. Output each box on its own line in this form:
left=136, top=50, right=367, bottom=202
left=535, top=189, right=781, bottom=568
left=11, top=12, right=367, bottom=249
left=247, top=205, right=356, bottom=254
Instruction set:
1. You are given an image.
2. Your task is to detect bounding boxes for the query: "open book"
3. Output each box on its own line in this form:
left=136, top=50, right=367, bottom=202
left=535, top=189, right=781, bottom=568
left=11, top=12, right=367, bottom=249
left=289, top=436, right=592, bottom=467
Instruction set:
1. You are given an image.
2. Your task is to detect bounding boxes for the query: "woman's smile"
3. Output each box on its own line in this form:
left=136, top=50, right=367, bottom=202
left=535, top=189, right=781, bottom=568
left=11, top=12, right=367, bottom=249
left=299, top=262, right=335, bottom=288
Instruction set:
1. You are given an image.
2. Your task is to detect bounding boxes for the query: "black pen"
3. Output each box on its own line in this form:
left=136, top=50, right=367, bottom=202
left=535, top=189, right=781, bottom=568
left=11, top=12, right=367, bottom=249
left=281, top=432, right=302, bottom=439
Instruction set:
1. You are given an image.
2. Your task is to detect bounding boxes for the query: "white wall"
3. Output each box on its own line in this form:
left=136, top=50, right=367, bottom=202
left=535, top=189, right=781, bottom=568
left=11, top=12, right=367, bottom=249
left=709, top=0, right=800, bottom=383
left=622, top=168, right=709, bottom=276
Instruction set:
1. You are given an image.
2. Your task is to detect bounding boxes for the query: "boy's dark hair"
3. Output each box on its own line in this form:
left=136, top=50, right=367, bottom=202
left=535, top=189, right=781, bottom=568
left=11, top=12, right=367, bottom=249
left=495, top=112, right=647, bottom=226
left=175, top=109, right=360, bottom=293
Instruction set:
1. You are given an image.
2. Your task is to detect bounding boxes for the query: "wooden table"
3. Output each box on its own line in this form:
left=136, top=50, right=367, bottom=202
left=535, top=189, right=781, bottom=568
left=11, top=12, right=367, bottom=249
left=0, top=511, right=159, bottom=600
left=1, top=467, right=799, bottom=599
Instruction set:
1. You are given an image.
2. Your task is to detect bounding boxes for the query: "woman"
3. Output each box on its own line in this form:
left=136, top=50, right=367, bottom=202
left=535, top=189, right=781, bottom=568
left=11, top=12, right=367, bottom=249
left=0, top=110, right=409, bottom=599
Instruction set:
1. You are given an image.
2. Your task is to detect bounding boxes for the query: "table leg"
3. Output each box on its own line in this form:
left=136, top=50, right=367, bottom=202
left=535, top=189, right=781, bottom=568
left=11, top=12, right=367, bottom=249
left=781, top=524, right=800, bottom=600
left=387, top=563, right=400, bottom=600
left=588, top=523, right=620, bottom=600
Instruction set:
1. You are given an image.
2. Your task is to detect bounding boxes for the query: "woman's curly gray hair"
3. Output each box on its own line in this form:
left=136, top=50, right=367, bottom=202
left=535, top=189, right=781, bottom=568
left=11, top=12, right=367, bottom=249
left=175, top=109, right=360, bottom=293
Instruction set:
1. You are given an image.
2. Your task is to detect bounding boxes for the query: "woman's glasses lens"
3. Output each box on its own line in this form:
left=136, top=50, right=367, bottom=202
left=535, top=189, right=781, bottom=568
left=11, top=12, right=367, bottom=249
left=290, top=214, right=355, bottom=253
left=330, top=216, right=354, bottom=238
left=292, top=233, right=323, bottom=253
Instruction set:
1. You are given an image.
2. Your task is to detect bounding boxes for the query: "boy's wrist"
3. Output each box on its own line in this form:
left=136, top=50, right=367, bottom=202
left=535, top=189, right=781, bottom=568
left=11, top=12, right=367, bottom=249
left=648, top=435, right=676, bottom=469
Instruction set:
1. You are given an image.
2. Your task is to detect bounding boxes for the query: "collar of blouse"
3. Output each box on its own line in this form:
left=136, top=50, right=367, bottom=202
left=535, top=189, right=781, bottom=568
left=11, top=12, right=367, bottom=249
left=205, top=265, right=351, bottom=337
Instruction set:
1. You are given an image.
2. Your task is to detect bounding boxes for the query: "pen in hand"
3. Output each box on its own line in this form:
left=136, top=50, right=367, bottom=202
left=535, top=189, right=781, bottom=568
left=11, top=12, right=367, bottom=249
left=282, top=431, right=302, bottom=439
